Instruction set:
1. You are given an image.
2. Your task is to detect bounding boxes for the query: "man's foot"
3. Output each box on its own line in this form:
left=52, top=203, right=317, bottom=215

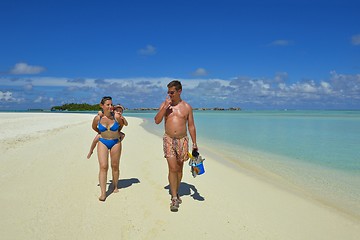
left=177, top=194, right=182, bottom=204
left=170, top=198, right=179, bottom=212
left=113, top=188, right=119, bottom=193
left=176, top=194, right=182, bottom=204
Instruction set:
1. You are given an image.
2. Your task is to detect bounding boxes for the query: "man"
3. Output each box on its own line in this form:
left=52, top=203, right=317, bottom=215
left=154, top=80, right=198, bottom=212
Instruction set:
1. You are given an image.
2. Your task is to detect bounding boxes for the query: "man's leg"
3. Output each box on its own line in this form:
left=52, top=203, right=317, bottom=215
left=164, top=134, right=183, bottom=211
left=166, top=156, right=180, bottom=198
left=176, top=137, right=188, bottom=202
left=177, top=160, right=184, bottom=191
left=176, top=160, right=184, bottom=203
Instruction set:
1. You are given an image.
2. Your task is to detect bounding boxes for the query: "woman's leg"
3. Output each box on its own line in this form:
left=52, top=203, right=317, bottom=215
left=110, top=142, right=122, bottom=193
left=97, top=141, right=109, bottom=201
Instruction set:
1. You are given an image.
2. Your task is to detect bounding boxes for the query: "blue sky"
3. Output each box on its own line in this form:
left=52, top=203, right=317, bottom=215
left=0, top=0, right=359, bottom=110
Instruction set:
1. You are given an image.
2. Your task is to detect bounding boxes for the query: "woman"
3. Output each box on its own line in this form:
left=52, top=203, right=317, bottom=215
left=87, top=104, right=128, bottom=159
left=92, top=96, right=122, bottom=201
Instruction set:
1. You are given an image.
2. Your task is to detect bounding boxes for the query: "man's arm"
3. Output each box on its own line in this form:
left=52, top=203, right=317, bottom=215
left=154, top=101, right=168, bottom=124
left=187, top=105, right=197, bottom=150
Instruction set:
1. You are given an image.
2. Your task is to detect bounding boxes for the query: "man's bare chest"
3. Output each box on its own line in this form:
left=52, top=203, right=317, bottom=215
left=165, top=107, right=187, bottom=120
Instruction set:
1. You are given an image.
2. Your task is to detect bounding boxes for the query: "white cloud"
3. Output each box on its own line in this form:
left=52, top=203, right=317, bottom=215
left=0, top=91, right=23, bottom=103
left=9, top=62, right=46, bottom=75
left=138, top=45, right=157, bottom=56
left=0, top=91, right=13, bottom=101
left=320, top=81, right=332, bottom=94
left=269, top=40, right=292, bottom=46
left=328, top=71, right=360, bottom=98
left=192, top=68, right=208, bottom=76
left=23, top=83, right=33, bottom=91
left=351, top=34, right=360, bottom=45
left=34, top=96, right=45, bottom=103
left=1, top=72, right=360, bottom=109
left=278, top=82, right=286, bottom=90
left=274, top=72, right=288, bottom=83
left=299, top=81, right=317, bottom=93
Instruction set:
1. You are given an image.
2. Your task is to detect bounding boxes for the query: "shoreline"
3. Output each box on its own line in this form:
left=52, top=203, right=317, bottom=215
left=140, top=114, right=360, bottom=221
left=200, top=144, right=360, bottom=222
left=1, top=112, right=359, bottom=239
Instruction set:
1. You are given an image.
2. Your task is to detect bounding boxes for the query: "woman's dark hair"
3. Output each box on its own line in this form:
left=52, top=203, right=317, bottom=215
left=101, top=96, right=112, bottom=104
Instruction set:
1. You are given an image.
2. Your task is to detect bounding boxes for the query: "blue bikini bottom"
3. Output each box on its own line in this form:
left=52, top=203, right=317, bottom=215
left=99, top=138, right=119, bottom=149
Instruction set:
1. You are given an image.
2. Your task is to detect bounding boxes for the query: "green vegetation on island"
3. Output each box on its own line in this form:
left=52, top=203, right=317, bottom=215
left=51, top=103, right=101, bottom=111
left=49, top=103, right=241, bottom=112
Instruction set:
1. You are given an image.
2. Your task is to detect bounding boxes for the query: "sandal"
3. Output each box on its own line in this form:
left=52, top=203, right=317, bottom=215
left=177, top=194, right=182, bottom=204
left=170, top=198, right=179, bottom=212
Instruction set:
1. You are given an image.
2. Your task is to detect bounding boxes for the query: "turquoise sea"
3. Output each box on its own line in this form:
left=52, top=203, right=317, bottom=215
left=126, top=110, right=360, bottom=219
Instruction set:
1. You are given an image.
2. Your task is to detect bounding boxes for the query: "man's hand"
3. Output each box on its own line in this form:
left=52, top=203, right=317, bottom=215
left=164, top=96, right=172, bottom=109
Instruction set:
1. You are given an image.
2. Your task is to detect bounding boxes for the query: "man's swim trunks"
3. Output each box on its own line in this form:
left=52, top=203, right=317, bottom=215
left=163, top=134, right=189, bottom=161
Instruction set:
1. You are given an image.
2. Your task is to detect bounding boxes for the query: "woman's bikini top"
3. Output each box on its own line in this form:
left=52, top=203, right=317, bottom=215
left=97, top=116, right=120, bottom=133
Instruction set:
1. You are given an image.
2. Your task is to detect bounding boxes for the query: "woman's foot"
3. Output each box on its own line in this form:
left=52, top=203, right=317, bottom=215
left=112, top=182, right=119, bottom=193
left=99, top=194, right=106, bottom=201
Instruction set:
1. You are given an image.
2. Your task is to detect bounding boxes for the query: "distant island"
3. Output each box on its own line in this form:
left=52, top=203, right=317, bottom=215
left=194, top=107, right=241, bottom=111
left=130, top=107, right=241, bottom=111
left=48, top=103, right=241, bottom=112
left=50, top=103, right=101, bottom=111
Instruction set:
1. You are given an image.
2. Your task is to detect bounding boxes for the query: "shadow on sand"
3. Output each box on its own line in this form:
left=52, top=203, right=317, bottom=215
left=164, top=182, right=205, bottom=201
left=98, top=178, right=140, bottom=198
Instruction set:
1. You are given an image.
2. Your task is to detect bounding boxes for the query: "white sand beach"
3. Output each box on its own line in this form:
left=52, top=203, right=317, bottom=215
left=0, top=112, right=359, bottom=240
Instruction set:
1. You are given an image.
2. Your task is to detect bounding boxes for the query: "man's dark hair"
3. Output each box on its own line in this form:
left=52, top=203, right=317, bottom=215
left=167, top=80, right=182, bottom=91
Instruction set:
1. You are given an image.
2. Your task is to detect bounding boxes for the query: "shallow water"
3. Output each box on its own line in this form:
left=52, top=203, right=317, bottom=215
left=128, top=110, right=360, bottom=218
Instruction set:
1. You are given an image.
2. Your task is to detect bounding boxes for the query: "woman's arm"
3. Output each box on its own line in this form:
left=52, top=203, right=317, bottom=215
left=92, top=115, right=100, bottom=133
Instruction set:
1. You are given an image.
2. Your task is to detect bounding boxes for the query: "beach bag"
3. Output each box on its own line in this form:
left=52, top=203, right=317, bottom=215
left=188, top=149, right=205, bottom=178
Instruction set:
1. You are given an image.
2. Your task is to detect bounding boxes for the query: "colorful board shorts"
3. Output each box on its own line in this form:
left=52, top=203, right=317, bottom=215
left=163, top=134, right=189, bottom=161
